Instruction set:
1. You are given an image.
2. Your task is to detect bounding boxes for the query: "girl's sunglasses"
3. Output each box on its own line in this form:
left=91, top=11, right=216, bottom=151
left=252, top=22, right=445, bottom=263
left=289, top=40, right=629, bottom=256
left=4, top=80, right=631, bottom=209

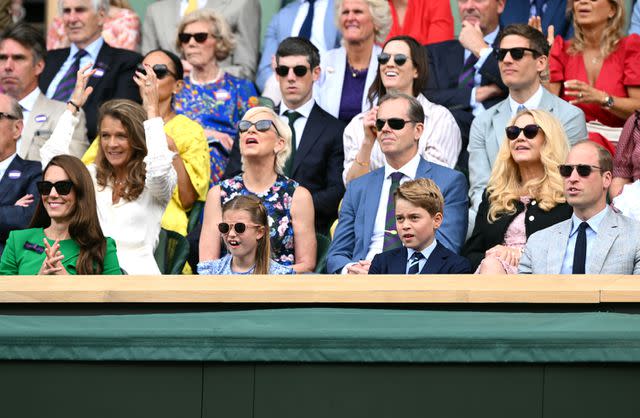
left=505, top=124, right=541, bottom=140
left=37, top=180, right=74, bottom=196
left=558, top=164, right=603, bottom=178
left=377, top=53, right=411, bottom=66
left=178, top=32, right=213, bottom=44
left=238, top=119, right=280, bottom=135
left=218, top=222, right=261, bottom=234
left=136, top=63, right=177, bottom=80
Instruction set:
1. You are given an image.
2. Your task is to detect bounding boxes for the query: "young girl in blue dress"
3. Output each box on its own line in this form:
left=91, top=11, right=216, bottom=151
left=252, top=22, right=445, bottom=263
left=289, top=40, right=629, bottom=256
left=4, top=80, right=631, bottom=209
left=197, top=195, right=293, bottom=275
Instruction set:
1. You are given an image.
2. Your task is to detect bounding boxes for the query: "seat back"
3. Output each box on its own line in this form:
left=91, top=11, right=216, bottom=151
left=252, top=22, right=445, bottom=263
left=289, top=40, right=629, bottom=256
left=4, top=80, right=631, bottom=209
left=154, top=229, right=190, bottom=275
left=314, top=233, right=332, bottom=274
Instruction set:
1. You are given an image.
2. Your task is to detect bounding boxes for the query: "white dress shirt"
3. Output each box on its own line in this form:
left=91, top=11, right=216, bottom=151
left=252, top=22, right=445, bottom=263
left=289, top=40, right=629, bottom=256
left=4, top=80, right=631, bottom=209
left=290, top=0, right=330, bottom=53
left=560, top=206, right=609, bottom=274
left=508, top=85, right=544, bottom=116
left=45, top=37, right=105, bottom=99
left=279, top=97, right=315, bottom=149
left=469, top=26, right=500, bottom=115
left=0, top=152, right=17, bottom=181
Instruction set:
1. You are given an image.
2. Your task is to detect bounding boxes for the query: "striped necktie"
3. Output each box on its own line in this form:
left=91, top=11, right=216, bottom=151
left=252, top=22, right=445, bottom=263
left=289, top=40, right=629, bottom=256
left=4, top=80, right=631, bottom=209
left=458, top=53, right=478, bottom=89
left=407, top=252, right=425, bottom=274
left=52, top=49, right=87, bottom=102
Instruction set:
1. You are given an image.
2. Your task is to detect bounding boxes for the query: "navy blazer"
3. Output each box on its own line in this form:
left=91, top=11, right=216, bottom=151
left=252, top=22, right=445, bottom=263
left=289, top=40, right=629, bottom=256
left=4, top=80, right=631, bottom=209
left=326, top=157, right=468, bottom=274
left=369, top=243, right=472, bottom=275
left=0, top=156, right=42, bottom=255
left=225, top=103, right=346, bottom=234
left=39, top=42, right=142, bottom=141
left=500, top=0, right=573, bottom=40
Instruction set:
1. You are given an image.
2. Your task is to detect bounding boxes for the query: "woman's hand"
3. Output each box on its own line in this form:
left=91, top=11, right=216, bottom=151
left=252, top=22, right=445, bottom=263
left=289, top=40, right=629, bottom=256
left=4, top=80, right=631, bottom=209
left=485, top=244, right=522, bottom=267
left=67, top=62, right=96, bottom=112
left=205, top=129, right=234, bottom=151
left=14, top=194, right=34, bottom=207
left=528, top=16, right=555, bottom=47
left=362, top=106, right=378, bottom=144
left=346, top=260, right=371, bottom=274
left=133, top=63, right=160, bottom=119
left=564, top=79, right=608, bottom=105
left=38, top=239, right=69, bottom=275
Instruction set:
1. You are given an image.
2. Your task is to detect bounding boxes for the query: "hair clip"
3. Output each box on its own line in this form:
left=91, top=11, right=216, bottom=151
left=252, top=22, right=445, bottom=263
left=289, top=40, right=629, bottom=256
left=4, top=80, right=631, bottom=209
left=24, top=241, right=45, bottom=254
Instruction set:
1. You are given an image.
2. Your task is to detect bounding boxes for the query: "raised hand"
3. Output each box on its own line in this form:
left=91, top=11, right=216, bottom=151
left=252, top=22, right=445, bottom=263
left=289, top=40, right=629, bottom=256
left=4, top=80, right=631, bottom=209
left=362, top=105, right=378, bottom=144
left=133, top=63, right=160, bottom=119
left=68, top=62, right=96, bottom=111
left=458, top=21, right=488, bottom=57
left=563, top=79, right=607, bottom=105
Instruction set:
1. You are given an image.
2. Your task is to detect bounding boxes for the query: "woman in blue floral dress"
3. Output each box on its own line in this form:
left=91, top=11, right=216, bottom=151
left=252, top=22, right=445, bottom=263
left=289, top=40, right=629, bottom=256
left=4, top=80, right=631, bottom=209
left=173, top=9, right=258, bottom=185
left=198, top=107, right=317, bottom=273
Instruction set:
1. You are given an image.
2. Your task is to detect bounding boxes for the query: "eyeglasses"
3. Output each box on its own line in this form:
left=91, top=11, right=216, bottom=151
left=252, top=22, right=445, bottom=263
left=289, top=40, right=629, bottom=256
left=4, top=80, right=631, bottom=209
left=505, top=124, right=542, bottom=140
left=238, top=119, right=280, bottom=135
left=218, top=222, right=261, bottom=234
left=275, top=65, right=310, bottom=77
left=136, top=63, right=177, bottom=80
left=375, top=118, right=418, bottom=131
left=36, top=180, right=74, bottom=196
left=178, top=32, right=214, bottom=44
left=377, top=53, right=411, bottom=66
left=558, top=164, right=603, bottom=178
left=0, top=112, right=18, bottom=120
left=495, top=47, right=541, bottom=61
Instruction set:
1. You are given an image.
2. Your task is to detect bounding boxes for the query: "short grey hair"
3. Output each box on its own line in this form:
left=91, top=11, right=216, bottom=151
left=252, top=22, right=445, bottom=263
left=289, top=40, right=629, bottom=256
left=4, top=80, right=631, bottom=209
left=240, top=107, right=292, bottom=175
left=58, top=0, right=109, bottom=14
left=334, top=0, right=391, bottom=44
left=378, top=92, right=425, bottom=124
left=0, top=93, right=24, bottom=119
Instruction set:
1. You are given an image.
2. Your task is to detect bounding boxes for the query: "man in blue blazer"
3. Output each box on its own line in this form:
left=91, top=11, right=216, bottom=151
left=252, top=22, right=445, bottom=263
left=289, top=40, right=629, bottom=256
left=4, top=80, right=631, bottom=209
left=0, top=94, right=41, bottom=256
left=256, top=0, right=341, bottom=92
left=327, top=93, right=468, bottom=274
left=500, top=0, right=573, bottom=40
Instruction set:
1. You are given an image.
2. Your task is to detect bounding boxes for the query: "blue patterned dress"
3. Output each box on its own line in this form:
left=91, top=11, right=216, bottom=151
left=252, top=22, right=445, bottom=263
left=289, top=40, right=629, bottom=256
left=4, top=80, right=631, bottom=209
left=174, top=73, right=258, bottom=185
left=197, top=254, right=294, bottom=275
left=220, top=175, right=298, bottom=266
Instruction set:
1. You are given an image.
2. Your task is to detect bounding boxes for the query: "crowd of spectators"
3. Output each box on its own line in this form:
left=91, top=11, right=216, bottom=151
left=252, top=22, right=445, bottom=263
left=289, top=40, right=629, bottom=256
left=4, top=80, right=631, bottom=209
left=0, top=0, right=639, bottom=276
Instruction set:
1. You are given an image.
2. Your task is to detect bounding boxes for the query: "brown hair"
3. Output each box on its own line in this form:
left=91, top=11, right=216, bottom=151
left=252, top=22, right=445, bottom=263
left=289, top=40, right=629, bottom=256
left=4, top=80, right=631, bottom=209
left=30, top=155, right=107, bottom=274
left=394, top=178, right=444, bottom=217
left=222, top=195, right=271, bottom=275
left=95, top=99, right=147, bottom=201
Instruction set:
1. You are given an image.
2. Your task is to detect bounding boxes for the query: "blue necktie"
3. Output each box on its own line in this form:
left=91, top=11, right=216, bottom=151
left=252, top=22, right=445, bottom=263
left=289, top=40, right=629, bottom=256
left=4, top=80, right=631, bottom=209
left=458, top=53, right=478, bottom=89
left=517, top=104, right=526, bottom=113
left=572, top=222, right=588, bottom=274
left=298, top=0, right=316, bottom=40
left=407, top=252, right=425, bottom=274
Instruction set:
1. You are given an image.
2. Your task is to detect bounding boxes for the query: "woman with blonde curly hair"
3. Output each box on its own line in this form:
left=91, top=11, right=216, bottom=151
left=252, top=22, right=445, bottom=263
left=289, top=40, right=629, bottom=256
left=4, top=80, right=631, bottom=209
left=199, top=106, right=316, bottom=273
left=462, top=110, right=573, bottom=274
left=549, top=0, right=640, bottom=142
left=174, top=9, right=258, bottom=184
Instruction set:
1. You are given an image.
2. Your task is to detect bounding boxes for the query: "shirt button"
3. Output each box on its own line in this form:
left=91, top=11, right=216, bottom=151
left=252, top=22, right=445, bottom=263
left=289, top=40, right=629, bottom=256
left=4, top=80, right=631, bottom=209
left=531, top=200, right=537, bottom=206
left=528, top=215, right=535, bottom=222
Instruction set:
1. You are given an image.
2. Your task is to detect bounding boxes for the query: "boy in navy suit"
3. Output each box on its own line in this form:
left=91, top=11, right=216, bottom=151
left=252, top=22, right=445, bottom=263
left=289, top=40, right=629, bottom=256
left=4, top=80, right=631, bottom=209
left=369, top=179, right=471, bottom=275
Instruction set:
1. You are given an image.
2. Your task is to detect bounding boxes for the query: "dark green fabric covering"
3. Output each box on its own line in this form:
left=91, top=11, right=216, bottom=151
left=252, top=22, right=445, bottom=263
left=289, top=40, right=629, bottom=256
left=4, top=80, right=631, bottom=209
left=1, top=308, right=640, bottom=362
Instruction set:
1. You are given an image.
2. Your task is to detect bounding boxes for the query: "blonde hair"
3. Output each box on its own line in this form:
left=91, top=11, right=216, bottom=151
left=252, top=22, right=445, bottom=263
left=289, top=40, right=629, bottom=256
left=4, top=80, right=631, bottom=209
left=109, top=0, right=131, bottom=9
left=240, top=106, right=292, bottom=176
left=175, top=9, right=236, bottom=61
left=568, top=0, right=625, bottom=57
left=394, top=179, right=444, bottom=217
left=486, top=109, right=569, bottom=222
left=335, top=0, right=391, bottom=44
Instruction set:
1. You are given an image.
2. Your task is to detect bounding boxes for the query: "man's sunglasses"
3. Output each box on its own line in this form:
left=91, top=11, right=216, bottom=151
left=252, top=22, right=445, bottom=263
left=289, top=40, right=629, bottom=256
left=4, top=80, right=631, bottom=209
left=375, top=118, right=418, bottom=131
left=275, top=65, right=310, bottom=77
left=136, top=63, right=177, bottom=80
left=558, top=164, right=603, bottom=178
left=218, top=222, right=261, bottom=234
left=505, top=124, right=542, bottom=140
left=377, top=53, right=411, bottom=66
left=238, top=119, right=280, bottom=135
left=495, top=47, right=541, bottom=61
left=37, top=180, right=74, bottom=196
left=178, top=32, right=214, bottom=44
left=0, top=112, right=18, bottom=120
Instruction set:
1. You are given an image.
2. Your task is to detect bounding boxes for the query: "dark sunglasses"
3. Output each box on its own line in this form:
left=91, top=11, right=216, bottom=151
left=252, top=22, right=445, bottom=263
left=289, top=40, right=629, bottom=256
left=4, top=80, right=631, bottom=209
left=36, top=180, right=74, bottom=196
left=375, top=118, right=418, bottom=131
left=377, top=53, right=411, bottom=66
left=495, top=47, right=541, bottom=61
left=505, top=124, right=542, bottom=140
left=218, top=222, right=261, bottom=234
left=136, top=63, right=177, bottom=80
left=0, top=112, right=18, bottom=120
left=238, top=119, right=280, bottom=135
left=178, top=32, right=213, bottom=44
left=275, top=65, right=310, bottom=77
left=558, top=164, right=603, bottom=178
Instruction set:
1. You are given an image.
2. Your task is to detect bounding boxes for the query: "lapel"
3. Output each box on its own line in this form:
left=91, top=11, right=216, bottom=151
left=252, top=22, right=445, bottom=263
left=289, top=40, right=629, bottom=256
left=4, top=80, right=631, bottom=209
left=20, top=92, right=49, bottom=157
left=390, top=247, right=409, bottom=275
left=491, top=100, right=512, bottom=158
left=421, top=243, right=447, bottom=274
left=293, top=103, right=323, bottom=174
left=40, top=49, right=69, bottom=91
left=361, top=168, right=386, bottom=250
left=447, top=42, right=466, bottom=78
left=416, top=156, right=432, bottom=178
left=88, top=43, right=111, bottom=92
left=538, top=88, right=556, bottom=113
left=588, top=210, right=619, bottom=274
left=0, top=155, right=24, bottom=188
left=547, top=220, right=572, bottom=274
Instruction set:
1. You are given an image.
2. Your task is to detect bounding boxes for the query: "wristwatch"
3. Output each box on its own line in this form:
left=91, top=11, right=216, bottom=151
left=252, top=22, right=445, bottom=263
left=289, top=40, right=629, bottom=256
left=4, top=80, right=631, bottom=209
left=603, top=95, right=614, bottom=108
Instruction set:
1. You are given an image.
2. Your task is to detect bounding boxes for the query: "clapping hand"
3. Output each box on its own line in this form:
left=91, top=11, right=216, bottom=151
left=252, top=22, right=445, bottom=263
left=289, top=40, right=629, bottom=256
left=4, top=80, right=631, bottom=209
left=38, top=239, right=69, bottom=275
left=68, top=62, right=96, bottom=111
left=528, top=16, right=555, bottom=47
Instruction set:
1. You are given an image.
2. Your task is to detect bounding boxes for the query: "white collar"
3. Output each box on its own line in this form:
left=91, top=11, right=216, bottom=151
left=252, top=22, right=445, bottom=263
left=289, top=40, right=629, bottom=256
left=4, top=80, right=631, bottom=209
left=0, top=152, right=17, bottom=171
left=18, top=87, right=41, bottom=112
left=280, top=97, right=315, bottom=119
left=406, top=238, right=438, bottom=263
left=508, top=85, right=544, bottom=115
left=70, top=36, right=104, bottom=62
left=383, top=152, right=421, bottom=180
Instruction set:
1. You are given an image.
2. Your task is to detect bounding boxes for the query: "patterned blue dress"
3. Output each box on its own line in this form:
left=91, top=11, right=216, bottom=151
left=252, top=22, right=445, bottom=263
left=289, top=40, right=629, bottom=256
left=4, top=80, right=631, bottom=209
left=220, top=175, right=298, bottom=266
left=174, top=73, right=258, bottom=185
left=197, top=254, right=294, bottom=275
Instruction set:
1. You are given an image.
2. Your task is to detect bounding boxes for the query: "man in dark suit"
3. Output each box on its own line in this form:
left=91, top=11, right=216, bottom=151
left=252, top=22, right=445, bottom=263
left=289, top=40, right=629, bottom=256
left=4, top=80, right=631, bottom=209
left=226, top=37, right=345, bottom=235
left=424, top=0, right=508, bottom=161
left=500, top=0, right=573, bottom=40
left=38, top=0, right=141, bottom=141
left=0, top=93, right=41, bottom=256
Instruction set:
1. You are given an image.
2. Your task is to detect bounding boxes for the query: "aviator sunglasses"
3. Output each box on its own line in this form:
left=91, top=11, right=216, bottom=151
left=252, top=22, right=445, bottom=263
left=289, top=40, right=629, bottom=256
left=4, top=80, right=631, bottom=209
left=238, top=119, right=280, bottom=135
left=37, top=180, right=74, bottom=196
left=178, top=32, right=214, bottom=44
left=558, top=164, right=603, bottom=178
left=275, top=65, right=310, bottom=77
left=505, top=124, right=542, bottom=140
left=495, top=47, right=541, bottom=61
left=218, top=222, right=261, bottom=234
left=375, top=118, right=419, bottom=131
left=136, top=63, right=177, bottom=80
left=377, top=53, right=411, bottom=66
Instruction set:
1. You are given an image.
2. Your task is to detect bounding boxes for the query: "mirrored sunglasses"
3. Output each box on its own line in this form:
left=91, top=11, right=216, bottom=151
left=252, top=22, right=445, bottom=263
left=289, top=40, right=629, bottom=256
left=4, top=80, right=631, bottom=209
left=238, top=119, right=279, bottom=134
left=505, top=124, right=542, bottom=140
left=37, top=180, right=74, bottom=196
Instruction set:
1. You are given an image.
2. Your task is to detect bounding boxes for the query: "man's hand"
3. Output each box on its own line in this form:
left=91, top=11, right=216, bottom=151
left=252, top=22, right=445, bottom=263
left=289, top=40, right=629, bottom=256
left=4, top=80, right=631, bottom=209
left=459, top=21, right=488, bottom=57
left=475, top=84, right=502, bottom=102
left=14, top=194, right=34, bottom=207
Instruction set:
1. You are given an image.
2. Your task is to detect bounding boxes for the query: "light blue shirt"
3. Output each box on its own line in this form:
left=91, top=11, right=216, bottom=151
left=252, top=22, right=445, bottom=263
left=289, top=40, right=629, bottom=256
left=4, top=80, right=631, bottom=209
left=560, top=207, right=609, bottom=274
left=469, top=26, right=500, bottom=115
left=405, top=239, right=438, bottom=274
left=45, top=37, right=105, bottom=99
left=630, top=1, right=640, bottom=35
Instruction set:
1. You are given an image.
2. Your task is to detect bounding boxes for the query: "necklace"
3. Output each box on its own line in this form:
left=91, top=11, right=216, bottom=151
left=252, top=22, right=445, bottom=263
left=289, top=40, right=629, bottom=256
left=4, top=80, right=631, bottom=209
left=114, top=178, right=127, bottom=186
left=347, top=62, right=367, bottom=78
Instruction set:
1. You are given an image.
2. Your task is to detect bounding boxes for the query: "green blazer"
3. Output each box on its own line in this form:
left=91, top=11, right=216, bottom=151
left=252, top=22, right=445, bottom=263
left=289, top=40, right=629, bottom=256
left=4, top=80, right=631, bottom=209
left=0, top=228, right=121, bottom=275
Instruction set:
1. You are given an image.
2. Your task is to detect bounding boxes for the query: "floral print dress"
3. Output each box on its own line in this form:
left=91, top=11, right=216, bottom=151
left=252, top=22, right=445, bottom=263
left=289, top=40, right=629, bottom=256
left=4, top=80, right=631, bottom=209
left=220, top=175, right=298, bottom=266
